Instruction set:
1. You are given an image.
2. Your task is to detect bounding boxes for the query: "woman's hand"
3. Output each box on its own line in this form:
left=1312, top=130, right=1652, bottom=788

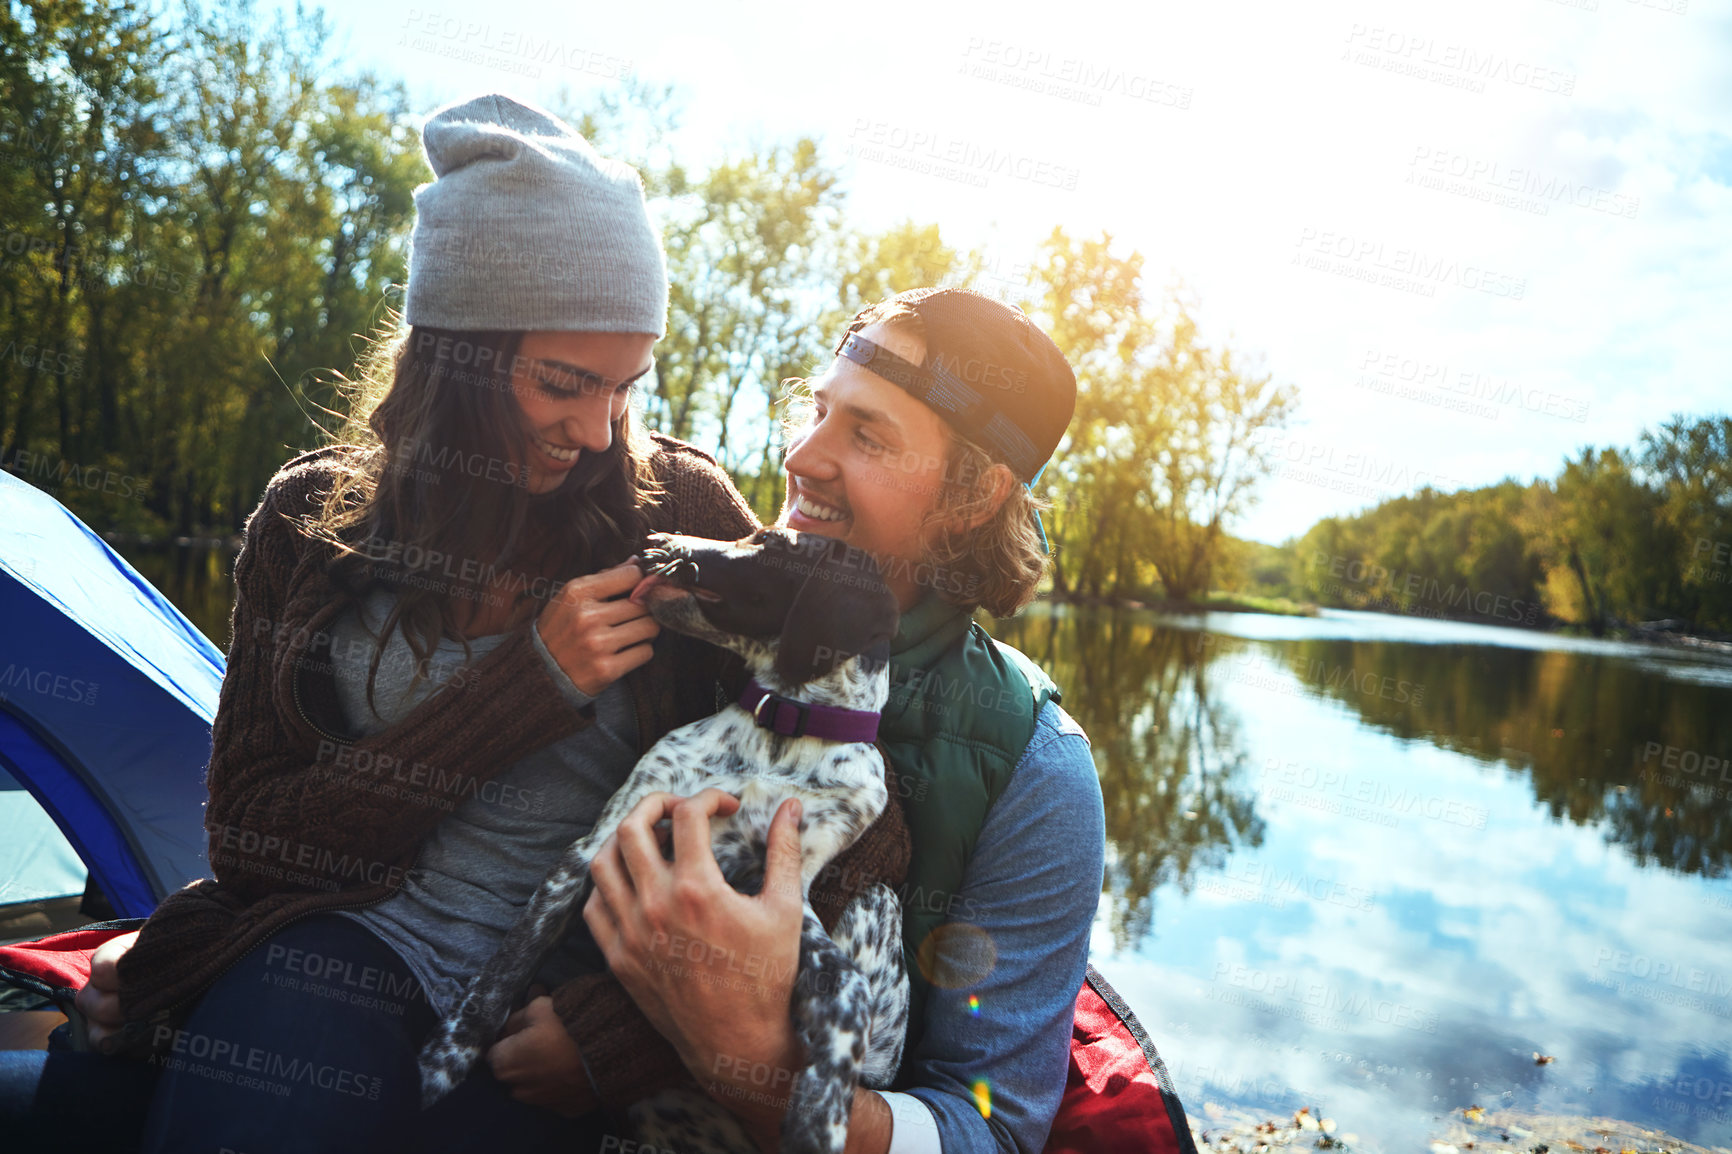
left=583, top=789, right=807, bottom=1148
left=73, top=930, right=140, bottom=1048
left=486, top=987, right=594, bottom=1116
left=536, top=560, right=659, bottom=697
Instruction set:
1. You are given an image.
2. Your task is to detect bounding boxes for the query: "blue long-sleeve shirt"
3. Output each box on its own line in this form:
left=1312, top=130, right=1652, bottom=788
left=883, top=699, right=1106, bottom=1153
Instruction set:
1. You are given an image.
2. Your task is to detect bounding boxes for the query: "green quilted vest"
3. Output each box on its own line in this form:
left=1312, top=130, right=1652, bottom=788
left=877, top=592, right=1060, bottom=1082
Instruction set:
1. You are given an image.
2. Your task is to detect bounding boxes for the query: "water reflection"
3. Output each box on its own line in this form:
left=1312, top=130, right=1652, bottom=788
left=997, top=606, right=1266, bottom=949
left=1260, top=634, right=1732, bottom=878
left=109, top=540, right=238, bottom=652
left=992, top=606, right=1732, bottom=916
left=989, top=604, right=1732, bottom=1147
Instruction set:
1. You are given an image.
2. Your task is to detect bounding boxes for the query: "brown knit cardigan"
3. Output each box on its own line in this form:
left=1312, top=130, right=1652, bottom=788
left=110, top=433, right=911, bottom=1117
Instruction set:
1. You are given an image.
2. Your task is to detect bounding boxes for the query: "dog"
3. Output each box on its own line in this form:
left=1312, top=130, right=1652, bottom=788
left=416, top=526, right=910, bottom=1154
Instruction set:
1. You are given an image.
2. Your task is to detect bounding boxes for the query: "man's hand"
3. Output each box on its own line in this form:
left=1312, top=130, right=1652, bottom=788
left=583, top=789, right=808, bottom=1149
left=536, top=560, right=659, bottom=697
left=486, top=987, right=594, bottom=1116
left=74, top=930, right=139, bottom=1048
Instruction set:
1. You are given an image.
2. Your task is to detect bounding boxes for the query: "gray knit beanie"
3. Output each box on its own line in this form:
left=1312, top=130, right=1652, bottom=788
left=403, top=92, right=668, bottom=336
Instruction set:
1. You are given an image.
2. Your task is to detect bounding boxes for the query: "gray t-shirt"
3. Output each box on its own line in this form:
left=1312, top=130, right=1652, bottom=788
left=327, top=587, right=638, bottom=1015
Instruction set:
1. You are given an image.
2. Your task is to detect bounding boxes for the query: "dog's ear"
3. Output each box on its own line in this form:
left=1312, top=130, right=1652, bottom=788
left=773, top=540, right=899, bottom=686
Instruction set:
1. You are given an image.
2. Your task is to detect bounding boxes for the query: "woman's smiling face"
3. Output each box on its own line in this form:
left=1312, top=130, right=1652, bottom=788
left=780, top=321, right=956, bottom=610
left=508, top=331, right=656, bottom=494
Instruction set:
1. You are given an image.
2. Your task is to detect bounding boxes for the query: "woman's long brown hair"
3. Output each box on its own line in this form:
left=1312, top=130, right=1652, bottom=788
left=304, top=325, right=661, bottom=714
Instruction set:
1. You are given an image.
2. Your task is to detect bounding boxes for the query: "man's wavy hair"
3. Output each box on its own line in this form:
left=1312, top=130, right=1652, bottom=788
left=785, top=299, right=1052, bottom=618
left=302, top=324, right=660, bottom=712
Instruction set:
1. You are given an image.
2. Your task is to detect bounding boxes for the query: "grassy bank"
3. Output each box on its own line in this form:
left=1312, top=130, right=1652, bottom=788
left=1043, top=590, right=1319, bottom=617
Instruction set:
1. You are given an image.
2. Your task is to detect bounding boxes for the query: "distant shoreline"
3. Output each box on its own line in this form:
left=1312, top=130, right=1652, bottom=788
left=1041, top=591, right=1318, bottom=618
left=1039, top=591, right=1732, bottom=657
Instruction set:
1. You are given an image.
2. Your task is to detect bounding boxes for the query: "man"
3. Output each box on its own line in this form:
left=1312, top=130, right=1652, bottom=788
left=579, top=288, right=1107, bottom=1153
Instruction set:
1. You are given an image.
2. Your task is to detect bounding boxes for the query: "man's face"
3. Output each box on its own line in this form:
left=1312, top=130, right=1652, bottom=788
left=779, top=322, right=955, bottom=611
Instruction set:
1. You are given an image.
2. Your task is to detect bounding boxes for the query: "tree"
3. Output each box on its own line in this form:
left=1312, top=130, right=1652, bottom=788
left=1538, top=447, right=1675, bottom=635
left=837, top=220, right=966, bottom=318
left=650, top=140, right=846, bottom=519
left=1144, top=302, right=1297, bottom=601
left=0, top=0, right=422, bottom=534
left=1027, top=230, right=1160, bottom=599
left=5, top=30, right=1307, bottom=594
left=1639, top=414, right=1732, bottom=632
left=1027, top=230, right=1296, bottom=602
left=0, top=0, right=169, bottom=500
left=156, top=0, right=420, bottom=531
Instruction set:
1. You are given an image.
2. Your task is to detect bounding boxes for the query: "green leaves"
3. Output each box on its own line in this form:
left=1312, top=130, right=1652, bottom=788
left=1281, top=416, right=1732, bottom=635
left=1, top=30, right=1307, bottom=600
left=1025, top=229, right=1298, bottom=603
left=0, top=0, right=419, bottom=534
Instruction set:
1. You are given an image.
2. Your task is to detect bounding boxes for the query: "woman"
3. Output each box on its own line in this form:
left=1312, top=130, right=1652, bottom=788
left=1, top=92, right=908, bottom=1153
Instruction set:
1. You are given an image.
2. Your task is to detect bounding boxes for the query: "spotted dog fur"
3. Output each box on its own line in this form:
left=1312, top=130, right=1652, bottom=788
left=417, top=529, right=909, bottom=1154
left=826, top=882, right=909, bottom=1087
left=629, top=888, right=906, bottom=1154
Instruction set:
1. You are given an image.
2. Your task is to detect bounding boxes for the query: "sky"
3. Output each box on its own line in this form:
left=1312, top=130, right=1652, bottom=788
left=275, top=0, right=1731, bottom=543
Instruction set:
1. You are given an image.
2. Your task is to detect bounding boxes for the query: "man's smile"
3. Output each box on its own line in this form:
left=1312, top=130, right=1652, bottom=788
left=788, top=486, right=850, bottom=526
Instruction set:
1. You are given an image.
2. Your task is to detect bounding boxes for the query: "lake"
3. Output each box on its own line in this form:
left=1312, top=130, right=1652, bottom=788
left=110, top=538, right=240, bottom=649
left=107, top=539, right=1732, bottom=1147
left=986, top=604, right=1732, bottom=1149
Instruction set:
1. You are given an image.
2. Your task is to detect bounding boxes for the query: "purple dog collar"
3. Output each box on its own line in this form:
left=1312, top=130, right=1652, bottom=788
left=740, top=680, right=880, bottom=742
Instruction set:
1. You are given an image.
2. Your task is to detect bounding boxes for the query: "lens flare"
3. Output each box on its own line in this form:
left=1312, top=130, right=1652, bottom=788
left=971, top=1078, right=992, bottom=1119
left=967, top=994, right=981, bottom=1016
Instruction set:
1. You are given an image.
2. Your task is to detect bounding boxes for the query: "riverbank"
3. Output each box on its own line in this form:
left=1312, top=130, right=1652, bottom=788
left=1040, top=590, right=1732, bottom=660
left=1625, top=620, right=1732, bottom=660
left=1043, top=591, right=1320, bottom=617
left=101, top=529, right=242, bottom=551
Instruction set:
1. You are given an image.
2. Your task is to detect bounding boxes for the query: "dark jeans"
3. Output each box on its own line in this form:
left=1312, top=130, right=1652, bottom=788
left=0, top=1046, right=158, bottom=1153
left=0, top=914, right=615, bottom=1153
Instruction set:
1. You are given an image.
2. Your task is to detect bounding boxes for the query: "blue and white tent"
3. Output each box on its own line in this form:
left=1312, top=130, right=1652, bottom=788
left=0, top=469, right=222, bottom=919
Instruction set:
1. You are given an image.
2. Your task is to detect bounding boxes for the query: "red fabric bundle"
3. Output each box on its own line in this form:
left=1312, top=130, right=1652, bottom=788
left=1043, top=964, right=1198, bottom=1154
left=0, top=922, right=138, bottom=1006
